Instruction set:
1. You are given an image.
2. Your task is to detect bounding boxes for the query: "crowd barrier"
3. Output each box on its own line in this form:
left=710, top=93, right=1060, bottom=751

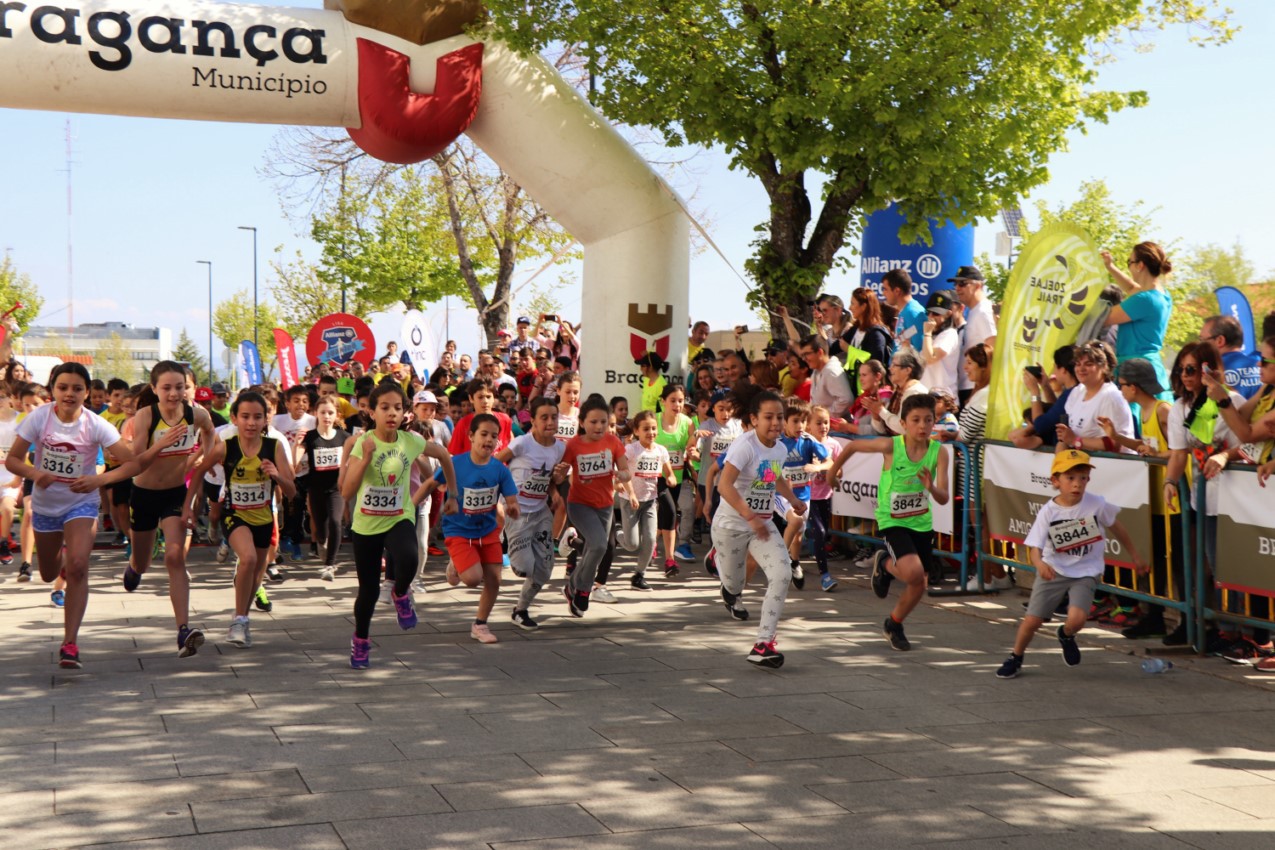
left=827, top=433, right=1275, bottom=653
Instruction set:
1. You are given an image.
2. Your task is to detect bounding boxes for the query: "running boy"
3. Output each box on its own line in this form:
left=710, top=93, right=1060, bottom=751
left=778, top=399, right=829, bottom=590
left=995, top=450, right=1146, bottom=678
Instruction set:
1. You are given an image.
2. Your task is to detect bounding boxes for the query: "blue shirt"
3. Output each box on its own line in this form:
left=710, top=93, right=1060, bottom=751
left=1031, top=386, right=1074, bottom=447
left=1222, top=349, right=1263, bottom=399
left=436, top=453, right=517, bottom=540
left=1115, top=289, right=1173, bottom=399
left=779, top=433, right=829, bottom=502
left=895, top=298, right=926, bottom=352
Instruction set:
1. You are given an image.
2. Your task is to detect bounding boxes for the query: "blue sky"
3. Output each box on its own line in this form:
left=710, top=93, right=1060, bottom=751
left=2, top=0, right=1271, bottom=371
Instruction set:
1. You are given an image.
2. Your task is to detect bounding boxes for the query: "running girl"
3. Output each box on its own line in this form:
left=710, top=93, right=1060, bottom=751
left=619, top=410, right=675, bottom=590
left=302, top=396, right=348, bottom=581
left=655, top=384, right=697, bottom=575
left=712, top=385, right=807, bottom=668
left=6, top=363, right=141, bottom=668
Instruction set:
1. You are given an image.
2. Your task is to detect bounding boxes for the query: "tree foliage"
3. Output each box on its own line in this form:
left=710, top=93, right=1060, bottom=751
left=94, top=332, right=141, bottom=384
left=173, top=328, right=211, bottom=385
left=482, top=0, right=1235, bottom=338
left=0, top=255, right=46, bottom=333
left=271, top=248, right=376, bottom=343
left=1162, top=241, right=1255, bottom=355
left=212, top=289, right=279, bottom=367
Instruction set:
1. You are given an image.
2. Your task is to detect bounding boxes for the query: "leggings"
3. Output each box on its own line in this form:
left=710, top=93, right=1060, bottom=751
left=618, top=498, right=657, bottom=575
left=711, top=519, right=791, bottom=645
left=307, top=486, right=343, bottom=567
left=566, top=502, right=612, bottom=594
left=282, top=486, right=307, bottom=543
left=351, top=520, right=419, bottom=639
left=507, top=508, right=554, bottom=610
left=676, top=480, right=695, bottom=547
left=416, top=497, right=432, bottom=567
left=657, top=481, right=679, bottom=531
left=807, top=498, right=832, bottom=573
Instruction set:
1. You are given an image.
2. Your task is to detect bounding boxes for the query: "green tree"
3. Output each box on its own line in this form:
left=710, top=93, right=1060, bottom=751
left=1161, top=241, right=1256, bottom=356
left=0, top=255, right=44, bottom=331
left=270, top=247, right=376, bottom=343
left=483, top=1, right=1234, bottom=339
left=213, top=290, right=279, bottom=374
left=94, top=332, right=140, bottom=384
left=173, top=328, right=211, bottom=385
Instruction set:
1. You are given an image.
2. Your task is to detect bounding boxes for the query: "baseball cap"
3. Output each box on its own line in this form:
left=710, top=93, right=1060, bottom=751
left=1051, top=449, right=1093, bottom=476
left=210, top=382, right=229, bottom=395
left=516, top=315, right=531, bottom=325
left=634, top=352, right=668, bottom=371
left=413, top=390, right=439, bottom=406
left=497, top=329, right=512, bottom=338
left=763, top=341, right=788, bottom=355
left=336, top=377, right=355, bottom=395
left=925, top=291, right=955, bottom=316
left=946, top=265, right=985, bottom=283
left=1117, top=358, right=1165, bottom=397
left=195, top=387, right=213, bottom=402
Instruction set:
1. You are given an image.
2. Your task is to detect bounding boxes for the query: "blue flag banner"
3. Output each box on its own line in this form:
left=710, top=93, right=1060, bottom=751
left=240, top=340, right=264, bottom=386
left=1215, top=286, right=1257, bottom=354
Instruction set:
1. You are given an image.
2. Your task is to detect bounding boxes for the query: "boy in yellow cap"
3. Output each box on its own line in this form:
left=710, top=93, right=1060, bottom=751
left=996, top=449, right=1147, bottom=678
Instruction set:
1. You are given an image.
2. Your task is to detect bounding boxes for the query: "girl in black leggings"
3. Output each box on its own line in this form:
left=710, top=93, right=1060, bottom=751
left=302, top=397, right=348, bottom=580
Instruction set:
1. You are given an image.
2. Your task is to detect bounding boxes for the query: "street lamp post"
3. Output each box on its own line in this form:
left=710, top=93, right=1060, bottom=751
left=237, top=226, right=258, bottom=348
left=197, top=260, right=213, bottom=383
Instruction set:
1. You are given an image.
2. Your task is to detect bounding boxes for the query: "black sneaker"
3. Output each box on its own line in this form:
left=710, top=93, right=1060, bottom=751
left=791, top=559, right=805, bottom=590
left=747, top=641, right=784, bottom=669
left=882, top=616, right=910, bottom=651
left=870, top=551, right=893, bottom=599
left=996, top=654, right=1023, bottom=679
left=1057, top=625, right=1081, bottom=666
left=16, top=562, right=32, bottom=583
left=563, top=585, right=583, bottom=618
left=266, top=566, right=284, bottom=582
left=703, top=548, right=718, bottom=578
left=511, top=609, right=539, bottom=630
left=1206, top=630, right=1240, bottom=656
left=721, top=585, right=749, bottom=620
left=122, top=565, right=142, bottom=592
left=1162, top=622, right=1189, bottom=647
left=1122, top=616, right=1167, bottom=640
left=663, top=563, right=680, bottom=580
left=630, top=573, right=650, bottom=591
left=574, top=590, right=591, bottom=614
left=177, top=625, right=205, bottom=658
left=0, top=540, right=11, bottom=565
left=1223, top=637, right=1275, bottom=665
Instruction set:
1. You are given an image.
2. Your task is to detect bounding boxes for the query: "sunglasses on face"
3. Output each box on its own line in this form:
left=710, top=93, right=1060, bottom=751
left=1262, top=357, right=1275, bottom=366
left=1180, top=365, right=1198, bottom=376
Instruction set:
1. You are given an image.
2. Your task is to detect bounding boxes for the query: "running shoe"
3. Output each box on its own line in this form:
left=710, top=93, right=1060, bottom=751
left=511, top=609, right=539, bottom=630
left=411, top=578, right=427, bottom=595
left=747, top=641, right=784, bottom=669
left=266, top=565, right=284, bottom=582
left=1122, top=616, right=1167, bottom=640
left=1102, top=606, right=1139, bottom=627
left=320, top=566, right=336, bottom=581
left=1086, top=598, right=1115, bottom=621
left=855, top=549, right=879, bottom=569
left=392, top=589, right=418, bottom=630
left=593, top=584, right=617, bottom=603
left=59, top=642, right=81, bottom=669
left=308, top=543, right=318, bottom=560
left=791, top=559, right=805, bottom=590
left=721, top=585, right=749, bottom=620
left=630, top=573, right=650, bottom=591
left=1057, top=625, right=1081, bottom=666
left=216, top=542, right=231, bottom=564
left=663, top=559, right=680, bottom=579
left=51, top=589, right=65, bottom=608
left=152, top=532, right=164, bottom=561
left=820, top=572, right=837, bottom=592
left=563, top=585, right=584, bottom=618
left=996, top=654, right=1023, bottom=679
left=1206, top=630, right=1241, bottom=656
left=674, top=544, right=695, bottom=562
left=0, top=540, right=11, bottom=565
left=870, top=550, right=893, bottom=599
left=350, top=635, right=371, bottom=669
left=379, top=580, right=394, bottom=604
left=470, top=623, right=499, bottom=644
left=122, top=565, right=142, bottom=592
left=1162, top=622, right=1189, bottom=646
left=253, top=586, right=273, bottom=612
left=427, top=544, right=445, bottom=557
left=883, top=616, right=911, bottom=651
left=558, top=527, right=579, bottom=554
left=111, top=532, right=126, bottom=547
left=1254, top=655, right=1275, bottom=673
left=16, top=562, right=31, bottom=582
left=227, top=619, right=252, bottom=647
left=177, top=625, right=205, bottom=658
left=1223, top=636, right=1274, bottom=665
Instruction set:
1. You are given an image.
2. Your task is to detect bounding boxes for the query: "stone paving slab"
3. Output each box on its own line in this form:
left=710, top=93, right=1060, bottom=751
left=2, top=542, right=1275, bottom=847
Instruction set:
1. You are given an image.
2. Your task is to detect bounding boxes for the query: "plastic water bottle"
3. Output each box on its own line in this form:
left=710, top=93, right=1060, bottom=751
left=1141, top=658, right=1173, bottom=674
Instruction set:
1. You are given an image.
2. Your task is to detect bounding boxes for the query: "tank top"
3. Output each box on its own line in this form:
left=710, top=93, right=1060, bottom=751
left=655, top=413, right=692, bottom=482
left=1142, top=400, right=1177, bottom=516
left=148, top=402, right=198, bottom=458
left=1240, top=385, right=1275, bottom=466
left=305, top=428, right=348, bottom=492
left=223, top=435, right=278, bottom=527
left=875, top=435, right=940, bottom=532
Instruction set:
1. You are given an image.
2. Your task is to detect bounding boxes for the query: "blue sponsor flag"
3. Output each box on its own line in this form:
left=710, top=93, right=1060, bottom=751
left=1215, top=286, right=1256, bottom=354
left=240, top=340, right=264, bottom=386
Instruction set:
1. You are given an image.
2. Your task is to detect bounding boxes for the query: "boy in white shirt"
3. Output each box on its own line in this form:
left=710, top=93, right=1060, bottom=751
left=996, top=450, right=1146, bottom=678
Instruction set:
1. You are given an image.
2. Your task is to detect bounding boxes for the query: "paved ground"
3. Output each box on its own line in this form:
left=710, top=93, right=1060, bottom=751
left=3, top=539, right=1275, bottom=849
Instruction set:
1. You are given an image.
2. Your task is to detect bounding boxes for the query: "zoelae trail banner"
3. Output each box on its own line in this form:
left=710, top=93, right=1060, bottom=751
left=985, top=223, right=1105, bottom=440
left=274, top=329, right=299, bottom=389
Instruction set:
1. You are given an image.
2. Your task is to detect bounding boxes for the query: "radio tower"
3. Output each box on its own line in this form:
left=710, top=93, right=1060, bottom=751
left=63, top=119, right=75, bottom=336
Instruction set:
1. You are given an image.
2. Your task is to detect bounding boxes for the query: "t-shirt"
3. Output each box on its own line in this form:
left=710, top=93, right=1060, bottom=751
left=349, top=429, right=427, bottom=535
left=1062, top=382, right=1135, bottom=451
left=448, top=411, right=514, bottom=455
left=1167, top=391, right=1244, bottom=514
left=626, top=440, right=671, bottom=503
left=779, top=433, right=829, bottom=502
left=1031, top=387, right=1074, bottom=447
left=895, top=298, right=926, bottom=352
left=1222, top=349, right=1263, bottom=400
left=17, top=404, right=121, bottom=516
left=0, top=415, right=20, bottom=487
left=807, top=437, right=841, bottom=501
left=640, top=375, right=667, bottom=414
left=958, top=298, right=997, bottom=392
left=563, top=433, right=626, bottom=509
left=507, top=433, right=565, bottom=514
left=1115, top=288, right=1173, bottom=398
left=655, top=413, right=693, bottom=482
left=957, top=386, right=990, bottom=442
left=920, top=327, right=960, bottom=396
left=1025, top=492, right=1120, bottom=579
left=436, top=452, right=517, bottom=539
left=554, top=407, right=579, bottom=443
left=714, top=430, right=787, bottom=532
left=273, top=413, right=317, bottom=476
left=701, top=419, right=742, bottom=486
left=811, top=359, right=853, bottom=418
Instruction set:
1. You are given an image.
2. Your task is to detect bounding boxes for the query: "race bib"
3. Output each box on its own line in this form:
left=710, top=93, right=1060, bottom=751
left=556, top=416, right=578, bottom=441
left=710, top=434, right=734, bottom=458
left=667, top=449, right=684, bottom=470
left=1239, top=443, right=1262, bottom=464
left=229, top=480, right=271, bottom=510
left=1048, top=516, right=1102, bottom=553
left=634, top=452, right=663, bottom=478
left=313, top=446, right=342, bottom=471
left=39, top=446, right=86, bottom=482
left=158, top=425, right=198, bottom=456
left=462, top=485, right=499, bottom=514
left=359, top=485, right=403, bottom=517
left=889, top=490, right=927, bottom=519
left=519, top=471, right=552, bottom=501
left=1144, top=436, right=1160, bottom=453
left=784, top=466, right=811, bottom=486
left=577, top=450, right=612, bottom=479
left=744, top=488, right=775, bottom=518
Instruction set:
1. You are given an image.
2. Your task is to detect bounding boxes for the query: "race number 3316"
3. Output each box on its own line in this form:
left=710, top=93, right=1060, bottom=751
left=39, top=446, right=84, bottom=482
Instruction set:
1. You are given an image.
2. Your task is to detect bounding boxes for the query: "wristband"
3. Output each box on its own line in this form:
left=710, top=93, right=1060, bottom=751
left=1072, top=438, right=1082, bottom=450
left=1217, top=397, right=1233, bottom=409
left=1030, top=395, right=1040, bottom=404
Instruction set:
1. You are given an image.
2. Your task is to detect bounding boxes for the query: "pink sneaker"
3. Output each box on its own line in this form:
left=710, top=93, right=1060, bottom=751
left=392, top=590, right=418, bottom=630
left=470, top=623, right=499, bottom=644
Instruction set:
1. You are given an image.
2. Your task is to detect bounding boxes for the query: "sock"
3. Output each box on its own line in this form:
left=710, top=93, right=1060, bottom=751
left=475, top=618, right=487, bottom=625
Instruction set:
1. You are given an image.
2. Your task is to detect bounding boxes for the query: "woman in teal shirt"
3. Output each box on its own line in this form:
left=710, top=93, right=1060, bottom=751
left=1102, top=241, right=1174, bottom=400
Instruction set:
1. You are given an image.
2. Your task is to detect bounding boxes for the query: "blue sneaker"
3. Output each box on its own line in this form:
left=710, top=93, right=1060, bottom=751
left=502, top=554, right=511, bottom=568
left=350, top=635, right=371, bottom=669
left=392, top=590, right=418, bottom=630
left=674, top=544, right=695, bottom=562
left=51, top=589, right=65, bottom=608
left=820, top=572, right=837, bottom=592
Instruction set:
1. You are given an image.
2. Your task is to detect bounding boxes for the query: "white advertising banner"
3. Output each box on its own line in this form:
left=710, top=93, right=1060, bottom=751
left=1216, top=469, right=1275, bottom=595
left=829, top=438, right=955, bottom=536
left=399, top=309, right=436, bottom=375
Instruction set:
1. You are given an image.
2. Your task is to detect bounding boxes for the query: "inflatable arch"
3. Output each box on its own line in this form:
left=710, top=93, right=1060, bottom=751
left=0, top=0, right=690, bottom=403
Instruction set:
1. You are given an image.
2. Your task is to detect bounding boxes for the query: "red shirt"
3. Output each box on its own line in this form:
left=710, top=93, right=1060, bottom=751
left=795, top=378, right=812, bottom=402
left=562, top=433, right=626, bottom=509
left=448, top=411, right=513, bottom=455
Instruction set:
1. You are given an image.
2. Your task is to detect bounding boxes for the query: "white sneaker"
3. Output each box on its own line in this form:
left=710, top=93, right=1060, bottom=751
left=216, top=542, right=231, bottom=563
left=378, top=581, right=393, bottom=606
left=411, top=579, right=427, bottom=595
left=227, top=619, right=251, bottom=647
left=558, top=527, right=578, bottom=553
left=855, top=551, right=878, bottom=569
left=592, top=584, right=617, bottom=603
left=988, top=573, right=1014, bottom=590
left=320, top=566, right=335, bottom=581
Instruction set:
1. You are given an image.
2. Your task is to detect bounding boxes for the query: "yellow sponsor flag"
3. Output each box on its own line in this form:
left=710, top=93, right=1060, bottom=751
left=985, top=223, right=1105, bottom=440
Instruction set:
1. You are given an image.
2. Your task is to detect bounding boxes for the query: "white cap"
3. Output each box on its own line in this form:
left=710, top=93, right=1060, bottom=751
left=413, top=390, right=439, bottom=406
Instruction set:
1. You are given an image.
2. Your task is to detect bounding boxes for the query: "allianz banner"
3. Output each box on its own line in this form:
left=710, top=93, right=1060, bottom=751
left=982, top=444, right=1152, bottom=569
left=985, top=223, right=1105, bottom=440
left=830, top=438, right=955, bottom=536
left=1216, top=469, right=1275, bottom=596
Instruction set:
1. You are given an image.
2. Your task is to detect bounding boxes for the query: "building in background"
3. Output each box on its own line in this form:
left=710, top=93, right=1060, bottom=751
left=20, top=322, right=173, bottom=383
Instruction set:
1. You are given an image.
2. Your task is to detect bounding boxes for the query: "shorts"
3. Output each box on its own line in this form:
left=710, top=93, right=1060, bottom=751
left=202, top=480, right=223, bottom=504
left=445, top=528, right=503, bottom=572
left=224, top=515, right=274, bottom=550
left=110, top=478, right=133, bottom=506
left=32, top=501, right=99, bottom=533
left=882, top=526, right=936, bottom=575
left=1026, top=574, right=1098, bottom=620
left=130, top=484, right=188, bottom=533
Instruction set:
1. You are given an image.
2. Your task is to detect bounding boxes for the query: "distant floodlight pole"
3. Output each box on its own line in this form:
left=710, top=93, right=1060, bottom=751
left=197, top=260, right=213, bottom=383
left=238, top=226, right=258, bottom=347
